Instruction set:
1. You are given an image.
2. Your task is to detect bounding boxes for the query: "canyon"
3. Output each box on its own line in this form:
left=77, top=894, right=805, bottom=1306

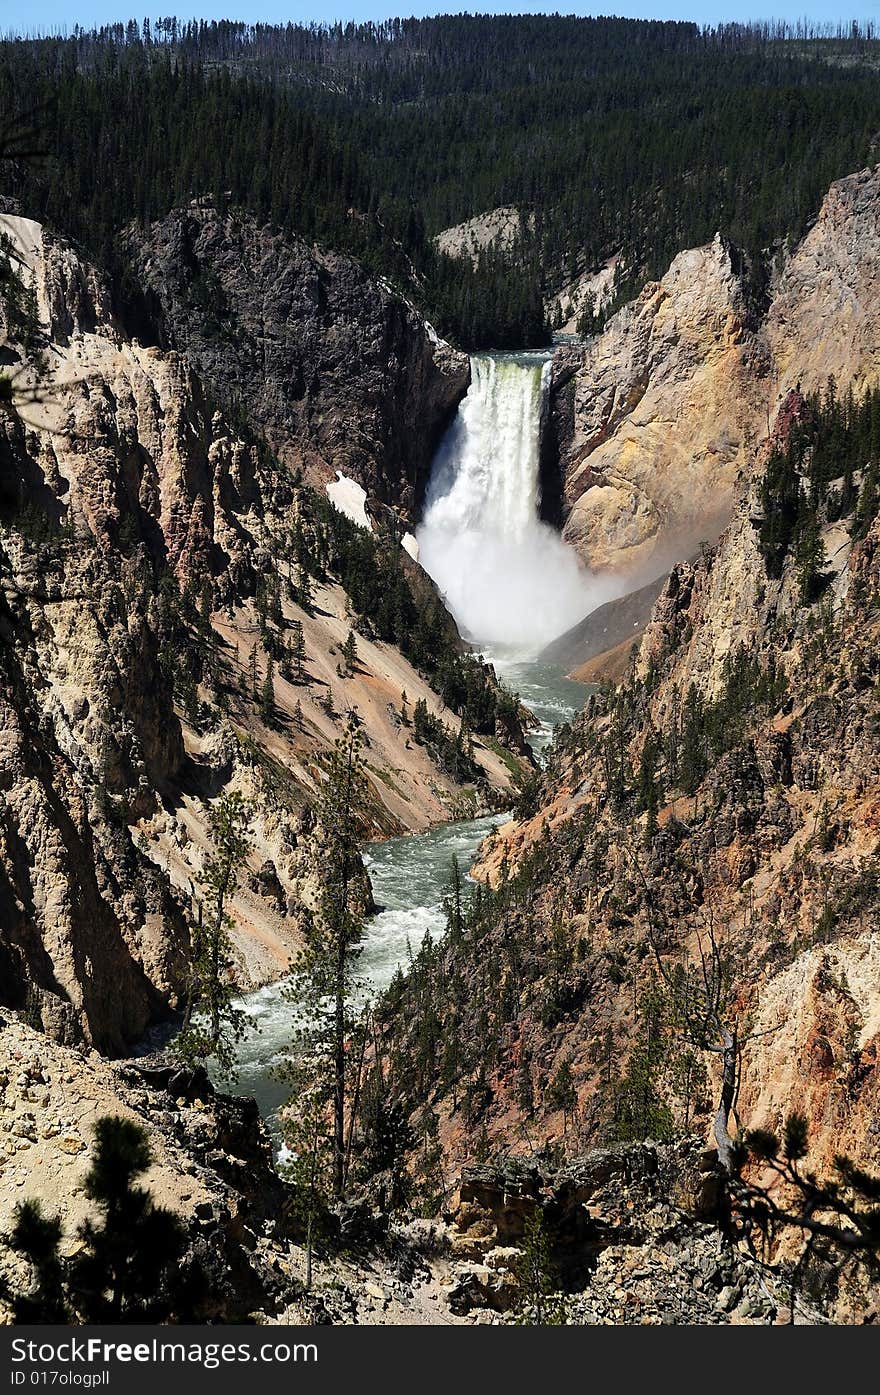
left=3, top=160, right=880, bottom=1325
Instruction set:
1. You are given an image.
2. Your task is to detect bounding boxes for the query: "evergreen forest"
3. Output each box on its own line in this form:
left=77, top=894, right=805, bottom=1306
left=4, top=17, right=880, bottom=345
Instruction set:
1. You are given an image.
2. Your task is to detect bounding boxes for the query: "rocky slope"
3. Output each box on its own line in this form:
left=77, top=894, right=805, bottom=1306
left=376, top=328, right=880, bottom=1318
left=0, top=212, right=526, bottom=1052
left=0, top=1008, right=460, bottom=1325
left=434, top=207, right=533, bottom=266
left=545, top=255, right=620, bottom=338
left=0, top=1009, right=294, bottom=1321
left=537, top=573, right=667, bottom=680
left=2, top=1011, right=811, bottom=1326
left=123, top=205, right=469, bottom=518
left=550, top=166, right=880, bottom=586
left=441, top=1141, right=818, bottom=1324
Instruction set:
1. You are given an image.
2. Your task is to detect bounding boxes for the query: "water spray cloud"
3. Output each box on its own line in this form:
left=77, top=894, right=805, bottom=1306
left=417, top=353, right=612, bottom=656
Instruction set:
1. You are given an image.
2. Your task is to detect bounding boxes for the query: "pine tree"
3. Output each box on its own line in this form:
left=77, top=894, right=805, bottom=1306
left=260, top=654, right=275, bottom=724
left=341, top=629, right=359, bottom=674
left=515, top=1057, right=535, bottom=1114
left=266, top=573, right=283, bottom=627
left=296, top=563, right=314, bottom=613
left=289, top=619, right=307, bottom=682
left=546, top=1058, right=578, bottom=1134
left=851, top=461, right=879, bottom=541
left=442, top=855, right=466, bottom=945
left=3, top=1201, right=69, bottom=1321
left=757, top=448, right=800, bottom=577
left=356, top=1062, right=415, bottom=1208
left=610, top=981, right=674, bottom=1143
left=679, top=685, right=707, bottom=796
left=3, top=1117, right=202, bottom=1322
left=177, top=659, right=201, bottom=729
left=412, top=697, right=429, bottom=742
left=793, top=512, right=826, bottom=604
left=278, top=716, right=368, bottom=1197
left=513, top=1211, right=565, bottom=1324
left=411, top=1105, right=445, bottom=1215
left=274, top=1067, right=332, bottom=1293
left=637, top=731, right=663, bottom=845
left=177, top=792, right=251, bottom=1076
left=198, top=580, right=213, bottom=632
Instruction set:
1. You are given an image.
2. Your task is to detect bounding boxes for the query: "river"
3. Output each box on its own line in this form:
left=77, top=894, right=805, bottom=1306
left=227, top=657, right=585, bottom=1135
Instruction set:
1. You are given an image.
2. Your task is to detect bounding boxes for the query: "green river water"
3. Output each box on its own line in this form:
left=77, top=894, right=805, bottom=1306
left=227, top=657, right=586, bottom=1134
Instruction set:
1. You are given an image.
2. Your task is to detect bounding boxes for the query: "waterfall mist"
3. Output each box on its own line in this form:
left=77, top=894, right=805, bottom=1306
left=417, top=353, right=611, bottom=656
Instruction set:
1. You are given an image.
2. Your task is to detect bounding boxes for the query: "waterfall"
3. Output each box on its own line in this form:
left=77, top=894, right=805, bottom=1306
left=417, top=352, right=600, bottom=655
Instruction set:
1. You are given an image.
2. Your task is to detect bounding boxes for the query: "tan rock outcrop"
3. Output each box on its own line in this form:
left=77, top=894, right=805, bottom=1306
left=557, top=234, right=769, bottom=576
left=434, top=206, right=533, bottom=266
left=555, top=165, right=880, bottom=582
left=767, top=165, right=880, bottom=399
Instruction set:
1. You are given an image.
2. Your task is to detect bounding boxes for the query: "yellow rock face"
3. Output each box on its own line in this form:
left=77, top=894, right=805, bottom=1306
left=557, top=167, right=880, bottom=582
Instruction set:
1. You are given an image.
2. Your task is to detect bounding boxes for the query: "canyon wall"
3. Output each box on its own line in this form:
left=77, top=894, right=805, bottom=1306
left=553, top=167, right=880, bottom=585
left=0, top=214, right=521, bottom=1051
left=377, top=177, right=880, bottom=1231
left=123, top=206, right=469, bottom=518
left=382, top=434, right=880, bottom=1194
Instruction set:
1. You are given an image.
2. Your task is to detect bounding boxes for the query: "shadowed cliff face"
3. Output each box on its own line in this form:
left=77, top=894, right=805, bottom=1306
left=550, top=166, right=880, bottom=584
left=0, top=482, right=190, bottom=1053
left=122, top=207, right=470, bottom=519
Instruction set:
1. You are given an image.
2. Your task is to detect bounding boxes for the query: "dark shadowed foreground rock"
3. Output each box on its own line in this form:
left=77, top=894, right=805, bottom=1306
left=442, top=1141, right=791, bottom=1324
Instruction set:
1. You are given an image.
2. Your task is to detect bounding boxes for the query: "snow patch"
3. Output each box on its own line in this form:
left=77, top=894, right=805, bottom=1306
left=0, top=214, right=43, bottom=274
left=326, top=472, right=371, bottom=531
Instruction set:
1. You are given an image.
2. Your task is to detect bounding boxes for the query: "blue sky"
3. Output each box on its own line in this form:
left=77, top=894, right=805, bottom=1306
left=3, top=3, right=880, bottom=39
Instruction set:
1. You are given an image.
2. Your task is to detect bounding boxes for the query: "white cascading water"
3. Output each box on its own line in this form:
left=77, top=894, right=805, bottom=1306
left=417, top=352, right=602, bottom=655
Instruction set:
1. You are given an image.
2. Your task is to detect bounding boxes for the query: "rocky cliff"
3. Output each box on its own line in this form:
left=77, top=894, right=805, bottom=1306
left=123, top=206, right=469, bottom=518
left=376, top=262, right=880, bottom=1311
left=766, top=165, right=880, bottom=399
left=0, top=1010, right=294, bottom=1322
left=1, top=1011, right=813, bottom=1325
left=551, top=234, right=769, bottom=577
left=552, top=166, right=880, bottom=584
left=0, top=213, right=525, bottom=1052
